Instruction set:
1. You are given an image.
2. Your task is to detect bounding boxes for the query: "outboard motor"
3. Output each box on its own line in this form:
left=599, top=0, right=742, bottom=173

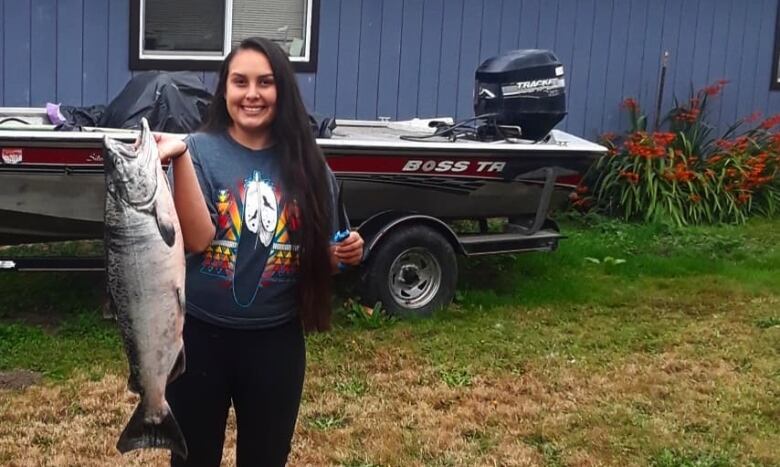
left=474, top=49, right=567, bottom=141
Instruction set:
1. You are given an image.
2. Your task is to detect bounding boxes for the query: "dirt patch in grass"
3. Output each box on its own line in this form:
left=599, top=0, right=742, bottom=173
left=0, top=370, right=42, bottom=390
left=0, top=346, right=778, bottom=466
left=0, top=310, right=66, bottom=331
left=0, top=374, right=241, bottom=467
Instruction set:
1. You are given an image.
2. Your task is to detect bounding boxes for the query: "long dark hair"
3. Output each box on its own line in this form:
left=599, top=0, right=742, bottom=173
left=203, top=37, right=333, bottom=332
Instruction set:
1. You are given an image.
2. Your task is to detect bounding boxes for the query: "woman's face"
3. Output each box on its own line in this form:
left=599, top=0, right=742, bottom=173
left=225, top=49, right=278, bottom=142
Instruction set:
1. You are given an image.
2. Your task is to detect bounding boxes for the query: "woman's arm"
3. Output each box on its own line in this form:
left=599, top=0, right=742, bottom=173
left=157, top=136, right=215, bottom=253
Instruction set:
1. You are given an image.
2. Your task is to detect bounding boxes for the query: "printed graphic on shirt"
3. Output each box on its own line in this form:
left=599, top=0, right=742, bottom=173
left=260, top=199, right=300, bottom=287
left=202, top=188, right=241, bottom=277
left=200, top=170, right=299, bottom=287
left=244, top=171, right=277, bottom=247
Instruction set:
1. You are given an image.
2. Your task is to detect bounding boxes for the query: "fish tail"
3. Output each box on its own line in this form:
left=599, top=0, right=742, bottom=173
left=116, top=400, right=188, bottom=459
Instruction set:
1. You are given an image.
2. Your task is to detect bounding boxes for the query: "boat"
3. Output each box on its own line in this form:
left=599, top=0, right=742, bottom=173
left=0, top=108, right=602, bottom=246
left=0, top=49, right=608, bottom=316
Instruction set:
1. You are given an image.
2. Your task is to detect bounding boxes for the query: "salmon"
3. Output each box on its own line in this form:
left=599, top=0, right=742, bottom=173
left=103, top=118, right=187, bottom=458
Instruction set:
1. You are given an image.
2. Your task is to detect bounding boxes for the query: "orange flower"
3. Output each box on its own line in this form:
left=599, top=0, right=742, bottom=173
left=652, top=132, right=676, bottom=145
left=622, top=98, right=639, bottom=112
left=759, top=114, right=780, bottom=130
left=689, top=194, right=702, bottom=203
left=619, top=170, right=640, bottom=184
left=674, top=163, right=695, bottom=182
left=744, top=111, right=762, bottom=123
left=702, top=80, right=728, bottom=97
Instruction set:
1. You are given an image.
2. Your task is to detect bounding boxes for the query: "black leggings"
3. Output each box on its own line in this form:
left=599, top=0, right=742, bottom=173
left=166, top=316, right=306, bottom=467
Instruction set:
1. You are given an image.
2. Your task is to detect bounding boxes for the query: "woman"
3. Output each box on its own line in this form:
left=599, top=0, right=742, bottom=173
left=156, top=37, right=364, bottom=466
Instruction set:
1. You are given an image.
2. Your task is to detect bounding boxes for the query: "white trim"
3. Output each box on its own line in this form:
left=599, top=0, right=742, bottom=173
left=295, top=0, right=313, bottom=62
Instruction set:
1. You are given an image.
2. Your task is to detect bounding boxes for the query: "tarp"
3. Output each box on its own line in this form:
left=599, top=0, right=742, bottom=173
left=98, top=71, right=212, bottom=133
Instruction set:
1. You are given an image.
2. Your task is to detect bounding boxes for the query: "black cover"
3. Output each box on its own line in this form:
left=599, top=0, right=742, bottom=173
left=474, top=49, right=567, bottom=141
left=99, top=71, right=212, bottom=133
left=60, top=104, right=106, bottom=128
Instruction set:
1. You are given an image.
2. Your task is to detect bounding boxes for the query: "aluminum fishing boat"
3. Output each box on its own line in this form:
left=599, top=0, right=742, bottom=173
left=0, top=108, right=603, bottom=246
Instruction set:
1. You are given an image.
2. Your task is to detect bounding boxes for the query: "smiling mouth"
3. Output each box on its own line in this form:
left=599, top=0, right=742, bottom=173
left=241, top=106, right=266, bottom=115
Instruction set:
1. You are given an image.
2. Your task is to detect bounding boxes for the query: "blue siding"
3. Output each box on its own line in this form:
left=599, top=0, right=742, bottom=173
left=314, top=0, right=340, bottom=117
left=518, top=0, right=540, bottom=48
left=83, top=0, right=109, bottom=105
left=480, top=0, right=502, bottom=61
left=397, top=0, right=424, bottom=119
left=638, top=0, right=665, bottom=128
left=499, top=0, right=521, bottom=52
left=56, top=0, right=83, bottom=105
left=568, top=0, right=596, bottom=136
left=107, top=0, right=131, bottom=100
left=456, top=0, right=482, bottom=119
left=691, top=0, right=715, bottom=97
left=738, top=3, right=764, bottom=119
left=31, top=0, right=57, bottom=105
left=297, top=74, right=316, bottom=112
left=335, top=0, right=361, bottom=117
left=536, top=0, right=557, bottom=51
left=417, top=0, right=443, bottom=117
left=601, top=0, right=630, bottom=132
left=3, top=0, right=780, bottom=139
left=3, top=0, right=31, bottom=106
left=436, top=0, right=463, bottom=118
left=355, top=0, right=382, bottom=119
left=376, top=0, right=403, bottom=118
left=583, top=0, right=612, bottom=138
left=720, top=0, right=748, bottom=125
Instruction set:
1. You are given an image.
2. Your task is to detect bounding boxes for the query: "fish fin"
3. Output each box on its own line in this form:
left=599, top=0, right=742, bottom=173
left=127, top=369, right=142, bottom=395
left=116, top=401, right=188, bottom=459
left=168, top=348, right=186, bottom=384
left=177, top=287, right=186, bottom=316
left=154, top=201, right=177, bottom=248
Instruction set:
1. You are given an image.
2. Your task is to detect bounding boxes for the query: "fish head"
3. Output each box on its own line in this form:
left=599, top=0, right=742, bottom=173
left=103, top=118, right=159, bottom=207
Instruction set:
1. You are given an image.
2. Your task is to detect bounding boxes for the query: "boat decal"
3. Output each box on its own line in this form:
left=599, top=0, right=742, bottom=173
left=1, top=148, right=23, bottom=165
left=327, top=155, right=512, bottom=179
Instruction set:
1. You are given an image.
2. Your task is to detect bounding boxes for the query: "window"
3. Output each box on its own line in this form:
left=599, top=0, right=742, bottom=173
left=773, top=2, right=780, bottom=90
left=130, top=0, right=319, bottom=72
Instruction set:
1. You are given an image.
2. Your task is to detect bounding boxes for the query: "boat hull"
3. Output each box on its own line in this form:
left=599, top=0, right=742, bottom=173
left=0, top=125, right=602, bottom=245
left=0, top=170, right=578, bottom=245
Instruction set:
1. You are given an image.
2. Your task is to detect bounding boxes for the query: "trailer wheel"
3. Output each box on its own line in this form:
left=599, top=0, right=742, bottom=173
left=362, top=225, right=457, bottom=317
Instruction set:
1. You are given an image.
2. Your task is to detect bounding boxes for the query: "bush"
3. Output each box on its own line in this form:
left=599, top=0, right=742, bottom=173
left=574, top=81, right=780, bottom=225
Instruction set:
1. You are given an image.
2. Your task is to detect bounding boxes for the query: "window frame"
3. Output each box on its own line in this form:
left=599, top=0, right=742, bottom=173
left=772, top=2, right=780, bottom=90
left=129, top=0, right=320, bottom=72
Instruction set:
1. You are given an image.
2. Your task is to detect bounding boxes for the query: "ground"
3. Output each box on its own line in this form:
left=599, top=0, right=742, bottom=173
left=0, top=216, right=778, bottom=466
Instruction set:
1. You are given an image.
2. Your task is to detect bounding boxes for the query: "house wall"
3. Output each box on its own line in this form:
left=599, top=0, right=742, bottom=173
left=2, top=0, right=780, bottom=139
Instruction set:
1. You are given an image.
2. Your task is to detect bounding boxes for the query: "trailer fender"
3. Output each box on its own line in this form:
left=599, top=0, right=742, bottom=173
left=356, top=211, right=466, bottom=260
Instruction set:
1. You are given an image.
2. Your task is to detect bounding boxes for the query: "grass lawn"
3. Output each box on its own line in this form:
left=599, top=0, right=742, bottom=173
left=0, top=216, right=778, bottom=466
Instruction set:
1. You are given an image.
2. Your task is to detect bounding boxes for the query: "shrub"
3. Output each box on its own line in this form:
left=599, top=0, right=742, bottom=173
left=575, top=81, right=780, bottom=225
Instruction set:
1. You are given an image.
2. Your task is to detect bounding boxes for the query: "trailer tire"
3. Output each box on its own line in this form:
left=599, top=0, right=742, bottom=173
left=361, top=225, right=457, bottom=317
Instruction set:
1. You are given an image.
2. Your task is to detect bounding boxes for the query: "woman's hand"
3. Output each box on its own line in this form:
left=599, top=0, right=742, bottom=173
left=154, top=133, right=188, bottom=162
left=331, top=231, right=364, bottom=271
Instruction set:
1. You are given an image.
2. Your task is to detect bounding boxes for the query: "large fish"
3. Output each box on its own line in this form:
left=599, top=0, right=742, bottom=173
left=103, top=118, right=187, bottom=458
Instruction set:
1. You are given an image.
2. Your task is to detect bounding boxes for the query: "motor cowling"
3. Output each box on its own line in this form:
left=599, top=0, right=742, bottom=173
left=474, top=49, right=567, bottom=141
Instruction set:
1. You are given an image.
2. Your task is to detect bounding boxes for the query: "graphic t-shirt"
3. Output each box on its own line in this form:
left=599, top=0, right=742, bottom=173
left=178, top=131, right=343, bottom=329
